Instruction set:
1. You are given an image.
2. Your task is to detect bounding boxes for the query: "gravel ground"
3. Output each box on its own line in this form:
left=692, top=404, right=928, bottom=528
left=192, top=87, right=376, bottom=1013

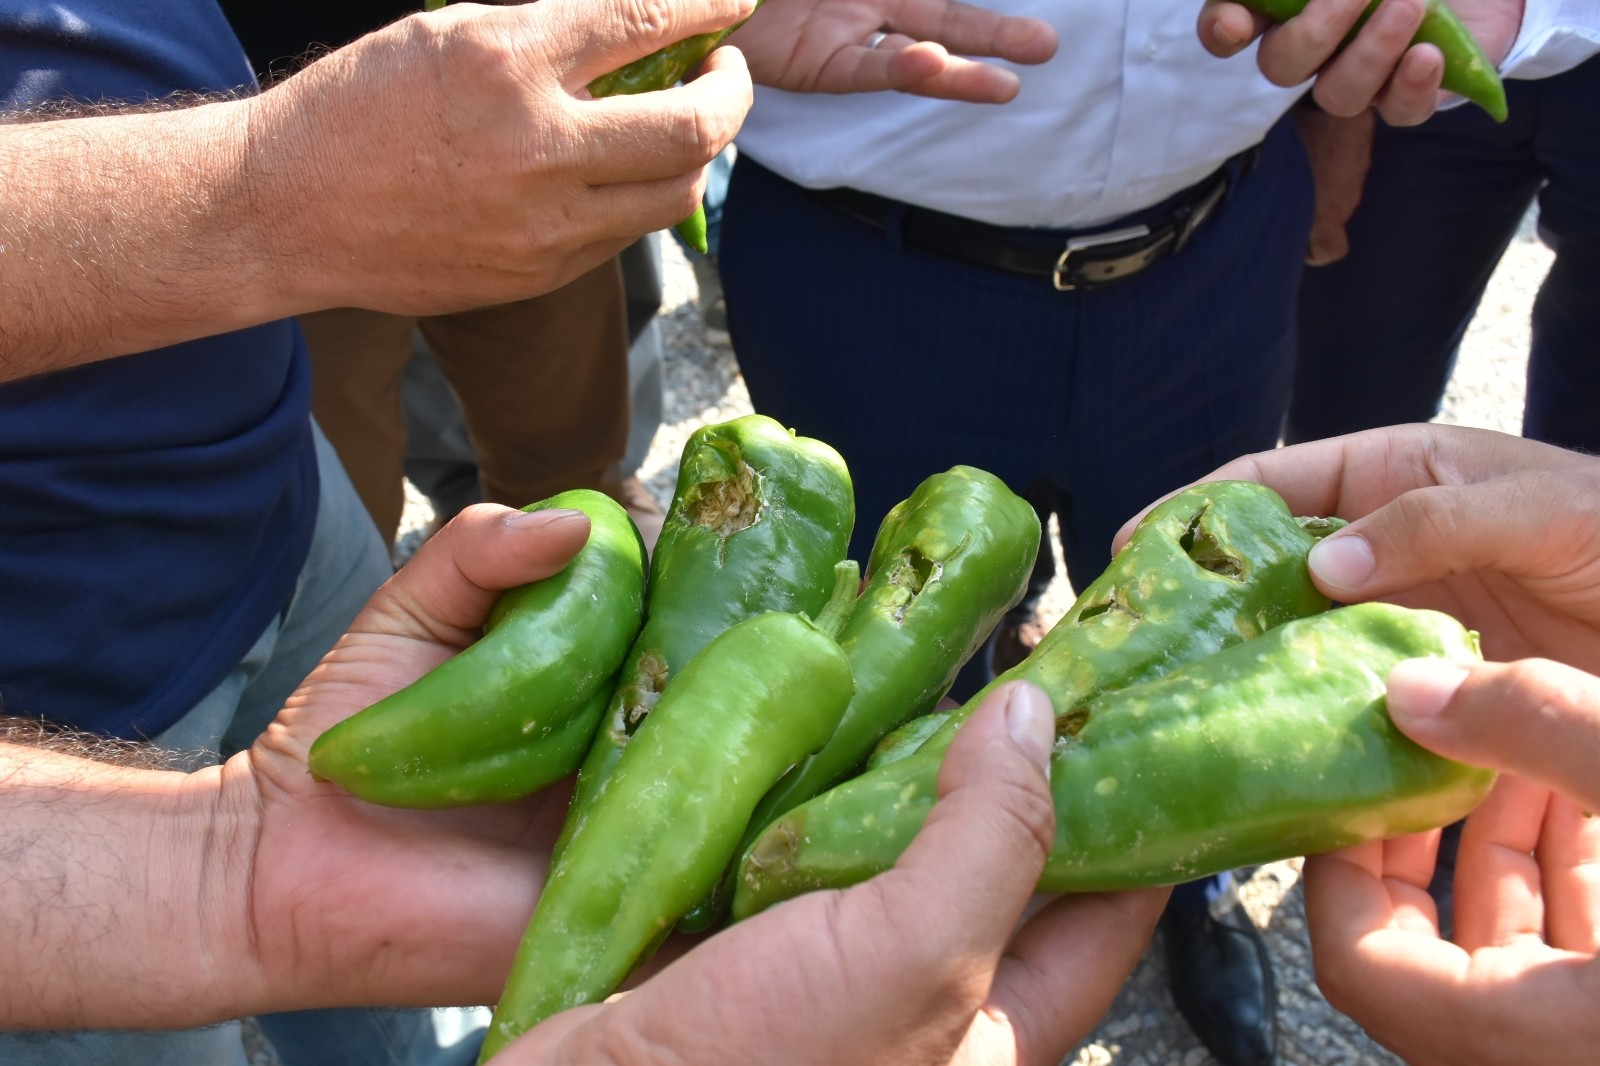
left=356, top=211, right=1552, bottom=1066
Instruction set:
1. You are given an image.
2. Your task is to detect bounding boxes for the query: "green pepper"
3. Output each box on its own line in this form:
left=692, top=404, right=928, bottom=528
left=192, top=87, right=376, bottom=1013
left=307, top=490, right=646, bottom=809
left=739, top=602, right=1495, bottom=915
left=731, top=479, right=1344, bottom=918
left=552, top=413, right=854, bottom=858
left=477, top=567, right=859, bottom=1062
left=678, top=465, right=1041, bottom=931
left=866, top=708, right=953, bottom=771
left=1238, top=0, right=1508, bottom=121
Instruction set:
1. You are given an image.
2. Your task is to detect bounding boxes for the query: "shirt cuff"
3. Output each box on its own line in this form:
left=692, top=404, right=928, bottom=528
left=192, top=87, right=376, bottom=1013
left=1499, top=0, right=1600, bottom=80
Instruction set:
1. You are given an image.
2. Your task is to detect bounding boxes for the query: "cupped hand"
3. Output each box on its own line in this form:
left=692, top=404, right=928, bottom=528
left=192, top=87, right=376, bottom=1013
left=1134, top=424, right=1600, bottom=671
left=730, top=0, right=1058, bottom=103
left=1302, top=654, right=1600, bottom=1065
left=253, top=0, right=754, bottom=316
left=1197, top=0, right=1523, bottom=125
left=228, top=504, right=594, bottom=1014
left=500, top=681, right=1167, bottom=1065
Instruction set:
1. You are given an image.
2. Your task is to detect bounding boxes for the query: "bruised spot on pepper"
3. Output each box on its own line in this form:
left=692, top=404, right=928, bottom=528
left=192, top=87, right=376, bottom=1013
left=1076, top=587, right=1139, bottom=624
left=743, top=815, right=802, bottom=879
left=621, top=650, right=670, bottom=734
left=681, top=458, right=762, bottom=537
left=1180, top=509, right=1245, bottom=579
left=1057, top=706, right=1091, bottom=739
left=885, top=546, right=945, bottom=623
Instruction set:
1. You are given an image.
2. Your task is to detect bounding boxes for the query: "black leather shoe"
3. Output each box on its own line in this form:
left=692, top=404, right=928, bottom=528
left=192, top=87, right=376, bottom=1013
left=1160, top=894, right=1279, bottom=1066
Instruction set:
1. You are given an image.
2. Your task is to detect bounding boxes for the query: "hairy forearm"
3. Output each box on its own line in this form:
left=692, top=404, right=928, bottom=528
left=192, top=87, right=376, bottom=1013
left=0, top=98, right=304, bottom=383
left=0, top=742, right=258, bottom=1030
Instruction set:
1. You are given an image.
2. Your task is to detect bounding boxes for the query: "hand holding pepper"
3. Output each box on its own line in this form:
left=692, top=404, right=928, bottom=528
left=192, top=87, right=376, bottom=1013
left=495, top=682, right=1169, bottom=1066
left=1197, top=0, right=1521, bottom=125
left=1172, top=422, right=1600, bottom=1066
left=1, top=505, right=590, bottom=1029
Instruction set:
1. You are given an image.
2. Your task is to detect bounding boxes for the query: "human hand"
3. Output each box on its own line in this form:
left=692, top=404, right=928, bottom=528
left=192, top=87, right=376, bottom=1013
left=229, top=504, right=598, bottom=1013
left=498, top=681, right=1167, bottom=1065
left=1128, top=424, right=1600, bottom=672
left=729, top=0, right=1058, bottom=103
left=249, top=0, right=753, bottom=316
left=1302, top=654, right=1600, bottom=1065
left=1292, top=105, right=1374, bottom=264
left=1196, top=0, right=1524, bottom=125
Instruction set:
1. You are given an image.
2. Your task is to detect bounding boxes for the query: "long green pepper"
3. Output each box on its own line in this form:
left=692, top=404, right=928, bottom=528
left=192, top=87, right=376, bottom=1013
left=477, top=568, right=859, bottom=1062
left=552, top=413, right=853, bottom=858
left=678, top=465, right=1041, bottom=931
left=733, top=480, right=1345, bottom=917
left=307, top=490, right=647, bottom=808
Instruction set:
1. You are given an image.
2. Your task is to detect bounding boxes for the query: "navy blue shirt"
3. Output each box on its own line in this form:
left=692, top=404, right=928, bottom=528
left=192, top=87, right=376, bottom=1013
left=0, top=0, right=318, bottom=739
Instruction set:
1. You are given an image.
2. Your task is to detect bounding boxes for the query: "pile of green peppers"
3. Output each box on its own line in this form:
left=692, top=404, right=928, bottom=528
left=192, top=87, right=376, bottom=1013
left=307, top=414, right=1497, bottom=1063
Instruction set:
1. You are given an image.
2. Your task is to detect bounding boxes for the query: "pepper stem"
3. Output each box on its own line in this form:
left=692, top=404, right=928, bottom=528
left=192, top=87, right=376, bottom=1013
left=810, top=560, right=859, bottom=641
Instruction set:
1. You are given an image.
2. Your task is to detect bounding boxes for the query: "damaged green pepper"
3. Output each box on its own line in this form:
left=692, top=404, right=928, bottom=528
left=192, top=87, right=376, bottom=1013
left=732, top=480, right=1344, bottom=917
left=478, top=567, right=859, bottom=1062
left=678, top=465, right=1041, bottom=931
left=553, top=413, right=853, bottom=858
left=307, top=489, right=646, bottom=808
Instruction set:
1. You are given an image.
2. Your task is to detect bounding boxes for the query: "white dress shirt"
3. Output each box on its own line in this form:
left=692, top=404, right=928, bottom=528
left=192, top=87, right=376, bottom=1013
left=734, top=0, right=1600, bottom=230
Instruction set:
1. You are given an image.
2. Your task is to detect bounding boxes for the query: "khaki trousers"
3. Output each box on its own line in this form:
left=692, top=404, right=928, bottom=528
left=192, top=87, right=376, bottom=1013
left=300, top=258, right=631, bottom=542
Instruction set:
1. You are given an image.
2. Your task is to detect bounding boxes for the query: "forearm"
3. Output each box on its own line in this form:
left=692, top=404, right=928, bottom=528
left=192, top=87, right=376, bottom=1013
left=0, top=742, right=260, bottom=1030
left=0, top=99, right=301, bottom=382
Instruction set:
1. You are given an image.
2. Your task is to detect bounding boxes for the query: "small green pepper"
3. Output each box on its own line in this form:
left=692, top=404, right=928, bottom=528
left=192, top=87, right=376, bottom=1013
left=552, top=413, right=854, bottom=858
left=1238, top=0, right=1508, bottom=121
left=421, top=0, right=745, bottom=252
left=307, top=490, right=646, bottom=808
left=477, top=568, right=858, bottom=1062
left=678, top=465, right=1041, bottom=931
left=587, top=6, right=766, bottom=253
left=737, top=602, right=1495, bottom=915
left=731, top=480, right=1344, bottom=917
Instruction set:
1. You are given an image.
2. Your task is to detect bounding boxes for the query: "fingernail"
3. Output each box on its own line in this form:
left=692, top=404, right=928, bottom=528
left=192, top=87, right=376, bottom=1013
left=505, top=507, right=586, bottom=530
left=1005, top=683, right=1054, bottom=778
left=1386, top=658, right=1471, bottom=721
left=1308, top=533, right=1376, bottom=592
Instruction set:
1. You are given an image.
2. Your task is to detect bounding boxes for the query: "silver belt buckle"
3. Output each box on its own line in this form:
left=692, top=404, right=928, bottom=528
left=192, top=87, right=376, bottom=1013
left=1052, top=224, right=1152, bottom=292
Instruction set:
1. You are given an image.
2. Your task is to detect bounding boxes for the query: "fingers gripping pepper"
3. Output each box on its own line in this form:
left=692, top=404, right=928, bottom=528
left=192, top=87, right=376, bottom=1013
left=307, top=490, right=647, bottom=809
left=476, top=568, right=859, bottom=1062
left=678, top=466, right=1041, bottom=932
left=732, top=480, right=1345, bottom=918
left=1239, top=0, right=1508, bottom=121
left=552, top=414, right=854, bottom=858
left=587, top=6, right=767, bottom=253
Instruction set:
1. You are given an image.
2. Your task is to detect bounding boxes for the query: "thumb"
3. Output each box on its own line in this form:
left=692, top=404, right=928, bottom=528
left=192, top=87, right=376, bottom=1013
left=1386, top=656, right=1600, bottom=813
left=881, top=681, right=1057, bottom=962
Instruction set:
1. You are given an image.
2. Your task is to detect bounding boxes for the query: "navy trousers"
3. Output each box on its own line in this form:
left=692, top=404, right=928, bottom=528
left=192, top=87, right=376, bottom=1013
left=722, top=115, right=1314, bottom=599
left=1289, top=55, right=1600, bottom=451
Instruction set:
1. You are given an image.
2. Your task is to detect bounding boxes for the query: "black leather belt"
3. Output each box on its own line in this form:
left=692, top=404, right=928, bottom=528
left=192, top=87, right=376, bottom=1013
left=804, top=145, right=1261, bottom=291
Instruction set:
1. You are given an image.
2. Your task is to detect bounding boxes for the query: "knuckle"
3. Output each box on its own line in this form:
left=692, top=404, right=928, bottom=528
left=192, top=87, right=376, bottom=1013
left=621, top=0, right=677, bottom=44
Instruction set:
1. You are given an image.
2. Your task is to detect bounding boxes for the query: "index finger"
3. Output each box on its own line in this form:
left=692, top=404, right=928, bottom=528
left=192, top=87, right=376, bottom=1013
left=880, top=0, right=1059, bottom=64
